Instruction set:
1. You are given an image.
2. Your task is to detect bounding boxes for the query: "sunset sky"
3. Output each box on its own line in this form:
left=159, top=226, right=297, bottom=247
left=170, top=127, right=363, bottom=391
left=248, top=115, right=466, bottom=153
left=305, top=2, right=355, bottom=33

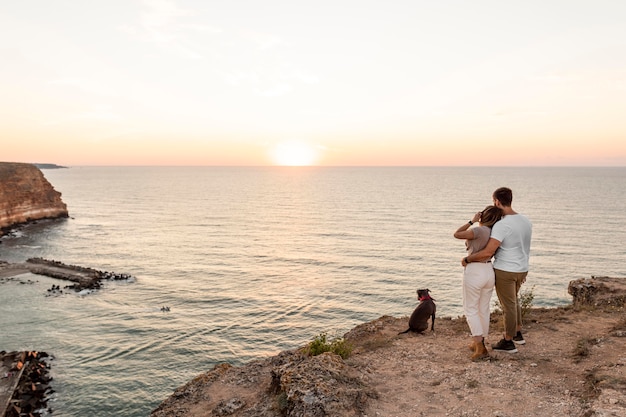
left=1, top=1, right=625, bottom=166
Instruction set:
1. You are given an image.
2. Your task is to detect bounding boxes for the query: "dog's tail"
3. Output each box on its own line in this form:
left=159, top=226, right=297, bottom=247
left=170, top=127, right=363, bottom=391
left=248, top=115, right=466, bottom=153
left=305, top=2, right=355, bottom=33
left=398, top=328, right=411, bottom=335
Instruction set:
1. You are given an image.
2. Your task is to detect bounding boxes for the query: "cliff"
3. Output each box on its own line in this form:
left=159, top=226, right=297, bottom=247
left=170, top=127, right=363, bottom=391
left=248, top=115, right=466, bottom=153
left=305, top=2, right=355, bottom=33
left=0, top=162, right=68, bottom=233
left=151, top=277, right=626, bottom=417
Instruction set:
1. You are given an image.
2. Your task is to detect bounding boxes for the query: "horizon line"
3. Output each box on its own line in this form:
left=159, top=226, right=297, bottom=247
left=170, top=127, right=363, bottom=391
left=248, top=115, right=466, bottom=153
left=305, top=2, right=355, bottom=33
left=22, top=163, right=626, bottom=169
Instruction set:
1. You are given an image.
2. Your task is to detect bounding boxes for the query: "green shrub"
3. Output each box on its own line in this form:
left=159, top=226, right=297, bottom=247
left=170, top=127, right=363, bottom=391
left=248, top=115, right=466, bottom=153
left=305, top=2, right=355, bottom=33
left=519, top=285, right=536, bottom=319
left=306, top=332, right=353, bottom=359
left=276, top=392, right=289, bottom=412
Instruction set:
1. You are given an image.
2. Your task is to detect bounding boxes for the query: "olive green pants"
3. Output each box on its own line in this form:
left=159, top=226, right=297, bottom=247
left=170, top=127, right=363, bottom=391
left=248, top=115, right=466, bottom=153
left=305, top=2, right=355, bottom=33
left=494, top=269, right=528, bottom=339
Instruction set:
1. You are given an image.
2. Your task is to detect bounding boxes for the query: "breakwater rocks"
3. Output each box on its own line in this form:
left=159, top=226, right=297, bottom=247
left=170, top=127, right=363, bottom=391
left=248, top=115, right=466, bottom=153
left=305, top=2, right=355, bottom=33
left=151, top=277, right=626, bottom=417
left=0, top=351, right=53, bottom=417
left=0, top=162, right=68, bottom=234
left=0, top=258, right=135, bottom=292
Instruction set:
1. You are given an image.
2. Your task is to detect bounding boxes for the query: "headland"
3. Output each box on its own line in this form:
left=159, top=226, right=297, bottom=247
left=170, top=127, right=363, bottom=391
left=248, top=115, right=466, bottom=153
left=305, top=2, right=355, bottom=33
left=0, top=162, right=68, bottom=235
left=150, top=276, right=626, bottom=417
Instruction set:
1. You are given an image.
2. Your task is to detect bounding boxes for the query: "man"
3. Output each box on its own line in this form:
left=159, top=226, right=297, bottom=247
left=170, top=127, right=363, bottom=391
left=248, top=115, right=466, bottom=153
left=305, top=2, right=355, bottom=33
left=461, top=187, right=532, bottom=353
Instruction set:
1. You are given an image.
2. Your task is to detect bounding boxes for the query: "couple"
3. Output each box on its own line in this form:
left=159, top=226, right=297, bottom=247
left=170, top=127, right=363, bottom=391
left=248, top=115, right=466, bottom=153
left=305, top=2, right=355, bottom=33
left=454, top=187, right=532, bottom=361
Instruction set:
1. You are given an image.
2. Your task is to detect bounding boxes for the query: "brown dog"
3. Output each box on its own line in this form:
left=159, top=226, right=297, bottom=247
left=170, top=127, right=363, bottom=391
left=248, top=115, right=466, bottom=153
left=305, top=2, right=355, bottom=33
left=399, top=289, right=436, bottom=334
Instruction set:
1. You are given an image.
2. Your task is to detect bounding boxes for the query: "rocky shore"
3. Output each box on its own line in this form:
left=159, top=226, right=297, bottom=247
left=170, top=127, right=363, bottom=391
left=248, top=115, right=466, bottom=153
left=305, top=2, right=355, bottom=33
left=0, top=351, right=53, bottom=417
left=151, top=276, right=626, bottom=417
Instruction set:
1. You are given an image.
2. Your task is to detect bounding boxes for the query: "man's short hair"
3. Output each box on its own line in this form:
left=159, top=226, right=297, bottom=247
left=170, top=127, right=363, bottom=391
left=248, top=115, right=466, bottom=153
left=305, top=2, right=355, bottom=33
left=493, top=187, right=513, bottom=207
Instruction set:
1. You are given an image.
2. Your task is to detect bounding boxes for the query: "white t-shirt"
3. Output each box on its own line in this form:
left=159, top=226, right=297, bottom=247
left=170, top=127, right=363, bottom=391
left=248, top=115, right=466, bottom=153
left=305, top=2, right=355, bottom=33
left=490, top=213, right=532, bottom=273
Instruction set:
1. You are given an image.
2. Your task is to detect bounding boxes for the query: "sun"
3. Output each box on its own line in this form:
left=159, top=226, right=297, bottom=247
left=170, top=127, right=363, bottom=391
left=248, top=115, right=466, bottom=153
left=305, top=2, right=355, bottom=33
left=270, top=140, right=320, bottom=166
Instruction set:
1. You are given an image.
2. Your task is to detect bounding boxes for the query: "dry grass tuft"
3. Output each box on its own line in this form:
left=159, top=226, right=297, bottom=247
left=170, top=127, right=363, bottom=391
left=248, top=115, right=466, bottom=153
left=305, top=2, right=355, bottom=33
left=572, top=337, right=601, bottom=363
left=611, top=317, right=626, bottom=332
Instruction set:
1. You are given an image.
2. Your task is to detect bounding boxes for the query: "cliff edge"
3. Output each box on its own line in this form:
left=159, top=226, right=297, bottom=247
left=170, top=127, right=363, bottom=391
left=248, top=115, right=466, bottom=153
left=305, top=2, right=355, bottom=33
left=0, top=162, right=68, bottom=233
left=151, top=277, right=626, bottom=417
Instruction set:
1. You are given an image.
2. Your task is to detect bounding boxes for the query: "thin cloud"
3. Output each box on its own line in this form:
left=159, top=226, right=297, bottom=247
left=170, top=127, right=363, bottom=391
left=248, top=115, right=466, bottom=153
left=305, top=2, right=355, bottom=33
left=223, top=64, right=317, bottom=97
left=120, top=3, right=318, bottom=94
left=241, top=30, right=291, bottom=51
left=92, top=127, right=146, bottom=142
left=291, top=70, right=319, bottom=84
left=492, top=110, right=548, bottom=118
left=529, top=73, right=581, bottom=84
left=119, top=0, right=220, bottom=59
left=256, top=83, right=292, bottom=97
left=140, top=0, right=191, bottom=28
left=223, top=29, right=317, bottom=94
left=49, top=77, right=120, bottom=97
left=42, top=105, right=121, bottom=126
left=222, top=70, right=260, bottom=87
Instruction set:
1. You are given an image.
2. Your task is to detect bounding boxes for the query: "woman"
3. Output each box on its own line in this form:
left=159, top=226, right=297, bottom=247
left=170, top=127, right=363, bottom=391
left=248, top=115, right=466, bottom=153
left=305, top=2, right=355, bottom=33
left=454, top=206, right=503, bottom=361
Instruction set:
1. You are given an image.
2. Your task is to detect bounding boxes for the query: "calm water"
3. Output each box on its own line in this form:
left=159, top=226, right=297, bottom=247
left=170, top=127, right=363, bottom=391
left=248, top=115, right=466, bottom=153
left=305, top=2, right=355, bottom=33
left=1, top=167, right=625, bottom=416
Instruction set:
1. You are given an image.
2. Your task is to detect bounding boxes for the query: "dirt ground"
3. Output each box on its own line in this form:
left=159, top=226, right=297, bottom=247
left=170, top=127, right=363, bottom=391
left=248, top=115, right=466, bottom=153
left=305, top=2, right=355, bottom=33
left=348, top=308, right=626, bottom=417
left=151, top=304, right=626, bottom=417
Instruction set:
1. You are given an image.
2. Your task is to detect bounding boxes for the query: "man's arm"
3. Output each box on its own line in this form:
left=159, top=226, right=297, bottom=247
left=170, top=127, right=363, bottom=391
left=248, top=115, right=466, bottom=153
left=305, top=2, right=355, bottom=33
left=462, top=237, right=500, bottom=266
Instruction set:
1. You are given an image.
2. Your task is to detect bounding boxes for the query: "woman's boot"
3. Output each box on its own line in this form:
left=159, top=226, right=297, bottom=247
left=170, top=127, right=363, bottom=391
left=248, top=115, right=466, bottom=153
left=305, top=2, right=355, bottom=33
left=471, top=339, right=489, bottom=361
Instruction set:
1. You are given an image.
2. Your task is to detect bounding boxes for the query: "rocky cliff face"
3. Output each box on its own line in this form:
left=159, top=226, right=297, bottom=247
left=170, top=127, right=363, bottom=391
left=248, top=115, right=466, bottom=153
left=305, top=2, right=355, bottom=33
left=0, top=162, right=68, bottom=232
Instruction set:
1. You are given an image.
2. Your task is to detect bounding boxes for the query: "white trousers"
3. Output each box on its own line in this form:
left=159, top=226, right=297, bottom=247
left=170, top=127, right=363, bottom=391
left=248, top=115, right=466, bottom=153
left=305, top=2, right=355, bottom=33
left=463, top=262, right=495, bottom=337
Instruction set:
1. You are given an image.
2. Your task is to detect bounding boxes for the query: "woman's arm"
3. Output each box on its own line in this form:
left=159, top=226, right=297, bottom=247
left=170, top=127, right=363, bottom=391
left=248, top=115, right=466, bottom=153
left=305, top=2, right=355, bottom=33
left=453, top=211, right=481, bottom=240
left=462, top=237, right=500, bottom=265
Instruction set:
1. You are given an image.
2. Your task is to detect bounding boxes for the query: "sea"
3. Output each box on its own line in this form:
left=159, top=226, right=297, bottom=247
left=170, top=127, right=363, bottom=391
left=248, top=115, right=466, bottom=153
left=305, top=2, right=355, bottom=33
left=1, top=166, right=625, bottom=416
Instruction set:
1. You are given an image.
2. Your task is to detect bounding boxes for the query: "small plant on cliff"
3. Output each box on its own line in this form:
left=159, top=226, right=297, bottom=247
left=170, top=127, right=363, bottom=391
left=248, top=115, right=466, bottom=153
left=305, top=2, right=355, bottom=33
left=276, top=392, right=289, bottom=413
left=306, top=332, right=353, bottom=359
left=519, top=285, right=536, bottom=319
left=493, top=285, right=535, bottom=319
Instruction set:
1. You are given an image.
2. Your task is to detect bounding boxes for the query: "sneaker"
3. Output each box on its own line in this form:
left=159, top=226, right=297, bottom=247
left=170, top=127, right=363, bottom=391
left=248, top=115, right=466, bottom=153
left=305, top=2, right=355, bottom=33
left=492, top=338, right=518, bottom=353
left=513, top=331, right=526, bottom=345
